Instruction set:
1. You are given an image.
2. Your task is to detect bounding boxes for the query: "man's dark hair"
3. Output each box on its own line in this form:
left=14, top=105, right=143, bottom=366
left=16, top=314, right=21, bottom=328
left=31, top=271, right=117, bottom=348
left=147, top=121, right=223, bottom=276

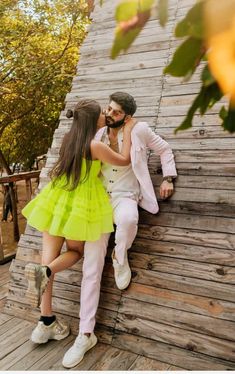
left=109, top=92, right=137, bottom=116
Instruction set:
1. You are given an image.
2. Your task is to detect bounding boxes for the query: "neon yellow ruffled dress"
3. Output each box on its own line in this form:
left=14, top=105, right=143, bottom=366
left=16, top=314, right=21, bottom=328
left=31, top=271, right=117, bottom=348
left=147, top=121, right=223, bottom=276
left=22, top=159, right=114, bottom=241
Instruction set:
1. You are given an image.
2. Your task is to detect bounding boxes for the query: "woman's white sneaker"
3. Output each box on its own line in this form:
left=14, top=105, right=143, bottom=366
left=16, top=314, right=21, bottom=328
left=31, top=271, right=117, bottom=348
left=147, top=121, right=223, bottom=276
left=31, top=319, right=70, bottom=344
left=25, top=263, right=50, bottom=307
left=62, top=332, right=97, bottom=368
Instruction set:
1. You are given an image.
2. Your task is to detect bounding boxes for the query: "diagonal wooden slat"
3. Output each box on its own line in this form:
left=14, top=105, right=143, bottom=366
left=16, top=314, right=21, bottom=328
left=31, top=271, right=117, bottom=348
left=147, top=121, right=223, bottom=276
left=2, top=0, right=235, bottom=370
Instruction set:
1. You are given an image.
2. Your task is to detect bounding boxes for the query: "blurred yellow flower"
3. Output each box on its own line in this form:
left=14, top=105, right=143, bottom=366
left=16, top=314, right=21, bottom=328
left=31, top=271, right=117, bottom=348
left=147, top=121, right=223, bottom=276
left=207, top=19, right=235, bottom=104
left=205, top=0, right=235, bottom=105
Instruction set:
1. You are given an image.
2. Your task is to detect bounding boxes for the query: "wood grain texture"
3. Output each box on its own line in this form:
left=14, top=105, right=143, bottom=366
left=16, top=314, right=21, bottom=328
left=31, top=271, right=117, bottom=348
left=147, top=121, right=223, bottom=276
left=3, top=0, right=235, bottom=370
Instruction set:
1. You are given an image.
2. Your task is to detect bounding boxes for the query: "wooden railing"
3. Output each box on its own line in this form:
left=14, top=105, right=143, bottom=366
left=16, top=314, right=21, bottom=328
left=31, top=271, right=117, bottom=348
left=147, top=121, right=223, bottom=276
left=0, top=170, right=40, bottom=264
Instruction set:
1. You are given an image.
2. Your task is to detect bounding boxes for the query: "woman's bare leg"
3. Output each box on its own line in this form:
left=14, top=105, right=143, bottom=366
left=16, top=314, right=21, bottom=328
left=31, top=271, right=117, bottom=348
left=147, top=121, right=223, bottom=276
left=48, top=240, right=84, bottom=273
left=40, top=232, right=64, bottom=316
left=40, top=232, right=84, bottom=316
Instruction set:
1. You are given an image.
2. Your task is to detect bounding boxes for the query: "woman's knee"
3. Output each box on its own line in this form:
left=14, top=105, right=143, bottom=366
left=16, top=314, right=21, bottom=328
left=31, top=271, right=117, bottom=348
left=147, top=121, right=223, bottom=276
left=66, top=240, right=84, bottom=255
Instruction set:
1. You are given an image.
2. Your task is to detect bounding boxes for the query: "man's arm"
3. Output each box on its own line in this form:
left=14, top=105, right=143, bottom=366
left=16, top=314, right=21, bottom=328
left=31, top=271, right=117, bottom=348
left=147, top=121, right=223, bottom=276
left=144, top=125, right=177, bottom=199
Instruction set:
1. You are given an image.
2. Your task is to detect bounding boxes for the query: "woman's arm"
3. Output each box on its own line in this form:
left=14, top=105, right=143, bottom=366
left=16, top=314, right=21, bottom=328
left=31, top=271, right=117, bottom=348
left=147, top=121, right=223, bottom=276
left=91, top=119, right=136, bottom=166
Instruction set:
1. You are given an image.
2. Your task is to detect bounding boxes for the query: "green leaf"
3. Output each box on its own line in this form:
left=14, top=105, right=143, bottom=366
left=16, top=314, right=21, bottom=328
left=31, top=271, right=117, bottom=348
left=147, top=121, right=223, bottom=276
left=221, top=106, right=235, bottom=133
left=199, top=82, right=222, bottom=116
left=158, top=0, right=168, bottom=27
left=175, top=93, right=202, bottom=133
left=164, top=37, right=203, bottom=77
left=219, top=106, right=227, bottom=121
left=175, top=1, right=205, bottom=39
left=201, top=64, right=216, bottom=87
left=111, top=26, right=141, bottom=59
left=139, top=0, right=155, bottom=12
left=99, top=0, right=103, bottom=5
left=115, top=1, right=139, bottom=22
left=175, top=82, right=223, bottom=133
left=115, top=0, right=154, bottom=22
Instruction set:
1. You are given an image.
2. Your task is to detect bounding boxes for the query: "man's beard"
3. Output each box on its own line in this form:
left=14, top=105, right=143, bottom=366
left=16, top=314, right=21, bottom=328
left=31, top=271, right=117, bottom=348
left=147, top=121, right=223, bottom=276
left=105, top=115, right=126, bottom=128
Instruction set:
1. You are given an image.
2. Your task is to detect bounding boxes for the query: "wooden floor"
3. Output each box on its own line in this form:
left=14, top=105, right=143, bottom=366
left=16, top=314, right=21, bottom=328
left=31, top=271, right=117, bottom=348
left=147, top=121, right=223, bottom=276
left=0, top=262, right=183, bottom=371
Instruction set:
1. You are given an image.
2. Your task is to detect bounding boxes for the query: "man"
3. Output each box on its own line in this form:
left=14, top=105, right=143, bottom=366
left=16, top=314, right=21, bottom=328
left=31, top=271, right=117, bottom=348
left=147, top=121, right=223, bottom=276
left=62, top=92, right=177, bottom=368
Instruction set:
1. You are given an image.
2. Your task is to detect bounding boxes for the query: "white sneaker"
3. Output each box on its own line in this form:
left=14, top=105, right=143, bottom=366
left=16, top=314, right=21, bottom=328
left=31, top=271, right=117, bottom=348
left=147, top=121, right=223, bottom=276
left=112, top=251, right=131, bottom=290
left=31, top=319, right=70, bottom=344
left=25, top=263, right=50, bottom=307
left=62, top=332, right=97, bottom=368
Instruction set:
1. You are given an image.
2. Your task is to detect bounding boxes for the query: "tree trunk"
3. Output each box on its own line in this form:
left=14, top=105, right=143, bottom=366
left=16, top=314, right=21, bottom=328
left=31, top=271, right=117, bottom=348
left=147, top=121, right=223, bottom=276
left=0, top=149, right=12, bottom=174
left=0, top=224, right=4, bottom=261
left=0, top=149, right=20, bottom=242
left=9, top=182, right=19, bottom=242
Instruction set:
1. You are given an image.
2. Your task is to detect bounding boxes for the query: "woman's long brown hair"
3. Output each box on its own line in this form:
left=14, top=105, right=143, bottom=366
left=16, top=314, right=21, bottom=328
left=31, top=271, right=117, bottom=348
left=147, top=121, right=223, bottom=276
left=49, top=99, right=101, bottom=190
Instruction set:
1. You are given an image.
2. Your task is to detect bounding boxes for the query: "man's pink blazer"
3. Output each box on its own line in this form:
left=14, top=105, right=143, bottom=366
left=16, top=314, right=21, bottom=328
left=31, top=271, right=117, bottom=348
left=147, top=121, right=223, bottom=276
left=95, top=122, right=177, bottom=214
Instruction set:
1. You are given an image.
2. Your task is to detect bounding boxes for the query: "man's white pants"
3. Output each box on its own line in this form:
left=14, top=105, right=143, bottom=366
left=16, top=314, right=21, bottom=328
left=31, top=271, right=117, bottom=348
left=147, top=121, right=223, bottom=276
left=79, top=197, right=139, bottom=333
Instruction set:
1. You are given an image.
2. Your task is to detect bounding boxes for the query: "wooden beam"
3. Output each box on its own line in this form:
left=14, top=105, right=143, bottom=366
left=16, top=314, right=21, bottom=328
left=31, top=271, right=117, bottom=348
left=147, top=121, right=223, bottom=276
left=25, top=179, right=32, bottom=202
left=0, top=171, right=40, bottom=184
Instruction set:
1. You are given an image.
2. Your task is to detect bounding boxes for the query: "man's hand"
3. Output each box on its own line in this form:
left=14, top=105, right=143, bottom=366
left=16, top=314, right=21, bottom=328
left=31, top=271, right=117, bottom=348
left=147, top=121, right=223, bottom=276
left=160, top=180, right=174, bottom=199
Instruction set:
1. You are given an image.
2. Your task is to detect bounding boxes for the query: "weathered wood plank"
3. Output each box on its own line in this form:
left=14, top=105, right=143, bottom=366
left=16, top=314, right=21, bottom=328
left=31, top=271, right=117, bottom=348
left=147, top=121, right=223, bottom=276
left=74, top=66, right=166, bottom=83
left=129, top=356, right=184, bottom=370
left=155, top=187, right=235, bottom=204
left=131, top=253, right=235, bottom=285
left=118, top=297, right=235, bottom=341
left=0, top=270, right=10, bottom=285
left=159, top=93, right=227, bottom=109
left=139, top=211, right=235, bottom=234
left=157, top=162, right=235, bottom=177
left=0, top=337, right=41, bottom=370
left=112, top=332, right=235, bottom=370
left=66, top=96, right=161, bottom=109
left=0, top=284, right=9, bottom=301
left=90, top=346, right=137, bottom=370
left=152, top=174, right=235, bottom=190
left=124, top=283, right=235, bottom=322
left=8, top=337, right=68, bottom=370
left=158, top=150, right=235, bottom=163
left=79, top=40, right=171, bottom=60
left=166, top=138, right=235, bottom=150
left=0, top=311, right=13, bottom=326
left=0, top=316, right=24, bottom=336
left=18, top=335, right=74, bottom=371
left=81, top=33, right=172, bottom=55
left=0, top=319, right=33, bottom=360
left=137, top=224, right=235, bottom=250
left=131, top=267, right=235, bottom=302
left=0, top=298, right=6, bottom=310
left=155, top=201, right=235, bottom=219
left=132, top=238, right=235, bottom=266
left=156, top=126, right=234, bottom=139
left=116, top=314, right=235, bottom=363
left=78, top=58, right=168, bottom=75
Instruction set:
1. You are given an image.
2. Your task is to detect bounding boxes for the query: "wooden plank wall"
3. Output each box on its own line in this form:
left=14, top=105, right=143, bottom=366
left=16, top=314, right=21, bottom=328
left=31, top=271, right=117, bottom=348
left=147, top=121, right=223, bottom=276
left=5, top=0, right=235, bottom=370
